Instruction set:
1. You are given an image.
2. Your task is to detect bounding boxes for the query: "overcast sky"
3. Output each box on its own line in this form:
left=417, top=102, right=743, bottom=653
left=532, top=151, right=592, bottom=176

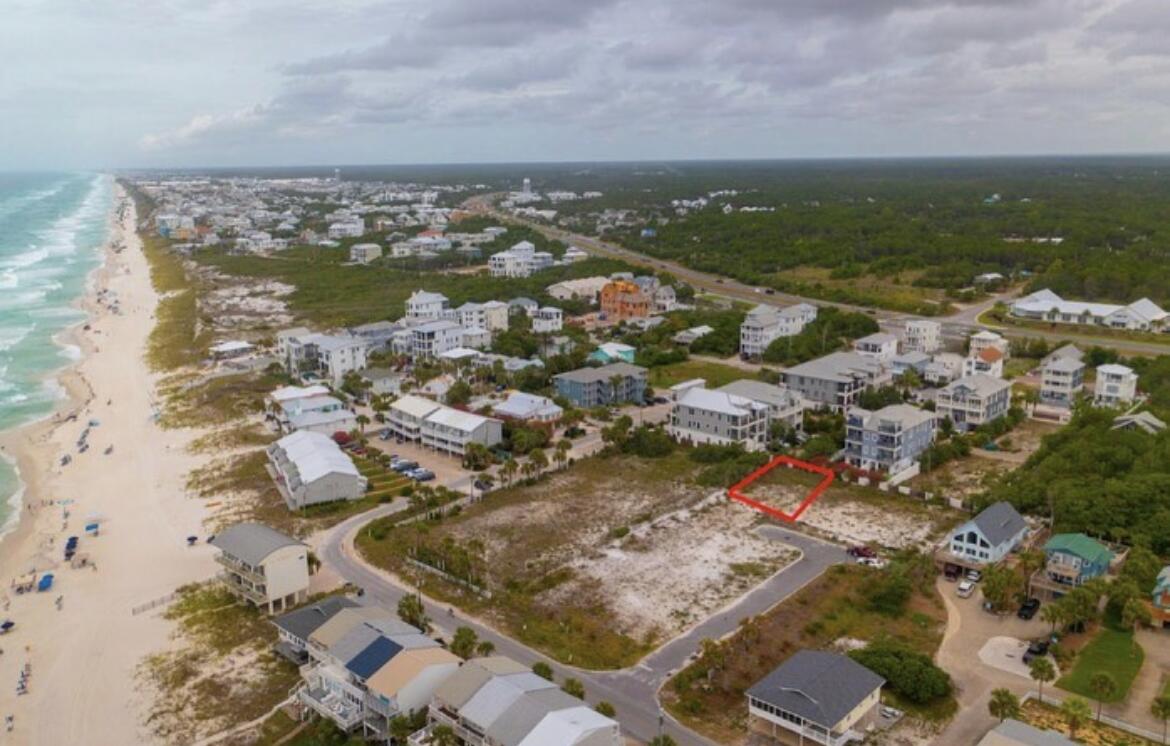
left=3, top=0, right=1168, bottom=169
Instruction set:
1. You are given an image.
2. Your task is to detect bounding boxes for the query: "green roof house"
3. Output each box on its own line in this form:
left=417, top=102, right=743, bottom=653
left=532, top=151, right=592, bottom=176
left=1043, top=533, right=1114, bottom=588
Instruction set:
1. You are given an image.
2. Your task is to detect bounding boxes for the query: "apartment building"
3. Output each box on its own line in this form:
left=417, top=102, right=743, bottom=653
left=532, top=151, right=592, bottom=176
left=781, top=352, right=889, bottom=412
left=411, top=320, right=465, bottom=359
left=903, top=319, right=941, bottom=354
left=418, top=407, right=504, bottom=457
left=844, top=404, right=936, bottom=473
left=668, top=387, right=771, bottom=451
left=267, top=430, right=368, bottom=509
left=716, top=379, right=806, bottom=433
left=211, top=522, right=310, bottom=614
left=935, top=374, right=1012, bottom=432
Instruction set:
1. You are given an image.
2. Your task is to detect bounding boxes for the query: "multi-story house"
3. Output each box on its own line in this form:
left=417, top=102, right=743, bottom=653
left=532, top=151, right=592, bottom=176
left=935, top=375, right=1012, bottom=431
left=739, top=303, right=817, bottom=359
left=210, top=522, right=310, bottom=614
left=405, top=290, right=450, bottom=320
left=411, top=320, right=464, bottom=359
left=668, top=387, right=771, bottom=451
left=962, top=347, right=1005, bottom=378
left=282, top=332, right=369, bottom=384
left=716, top=379, right=806, bottom=433
left=654, top=285, right=678, bottom=312
left=1041, top=533, right=1115, bottom=592
left=599, top=280, right=652, bottom=321
left=1040, top=356, right=1085, bottom=408
left=969, top=330, right=1009, bottom=359
left=1094, top=363, right=1138, bottom=407
left=267, top=431, right=367, bottom=510
left=944, top=502, right=1028, bottom=567
left=532, top=306, right=563, bottom=333
left=782, top=352, right=889, bottom=412
left=386, top=395, right=442, bottom=441
left=904, top=320, right=941, bottom=354
left=747, top=651, right=885, bottom=746
left=852, top=333, right=899, bottom=364
left=925, top=352, right=964, bottom=384
left=844, top=404, right=936, bottom=473
left=349, top=243, right=382, bottom=264
left=546, top=276, right=610, bottom=303
left=419, top=408, right=504, bottom=457
left=488, top=240, right=554, bottom=277
left=553, top=363, right=648, bottom=407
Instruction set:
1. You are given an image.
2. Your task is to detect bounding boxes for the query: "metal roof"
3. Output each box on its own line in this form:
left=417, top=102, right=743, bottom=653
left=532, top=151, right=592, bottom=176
left=554, top=362, right=647, bottom=384
left=746, top=650, right=885, bottom=729
left=210, top=523, right=303, bottom=567
left=272, top=597, right=358, bottom=642
left=969, top=502, right=1027, bottom=548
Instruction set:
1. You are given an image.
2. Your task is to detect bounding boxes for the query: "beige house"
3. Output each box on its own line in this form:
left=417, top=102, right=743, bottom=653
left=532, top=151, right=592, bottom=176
left=211, top=523, right=310, bottom=614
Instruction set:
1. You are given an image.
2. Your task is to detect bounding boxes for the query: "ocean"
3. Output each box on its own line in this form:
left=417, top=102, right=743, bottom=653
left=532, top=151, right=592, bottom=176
left=0, top=172, right=111, bottom=535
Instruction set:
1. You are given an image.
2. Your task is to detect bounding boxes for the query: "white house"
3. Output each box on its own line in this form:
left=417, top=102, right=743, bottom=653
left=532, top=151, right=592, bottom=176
left=492, top=392, right=563, bottom=423
left=460, top=326, right=491, bottom=350
left=411, top=320, right=464, bottom=359
left=904, top=319, right=941, bottom=353
left=740, top=303, right=817, bottom=358
left=946, top=502, right=1028, bottom=566
left=405, top=290, right=450, bottom=321
left=267, top=431, right=367, bottom=510
left=925, top=352, right=965, bottom=385
left=211, top=522, right=310, bottom=614
left=386, top=395, right=442, bottom=441
left=532, top=306, right=563, bottom=334
left=282, top=332, right=369, bottom=385
left=1040, top=356, right=1085, bottom=408
left=852, top=332, right=899, bottom=364
left=1011, top=288, right=1168, bottom=331
left=716, top=379, right=806, bottom=433
left=546, top=276, right=609, bottom=303
left=488, top=240, right=554, bottom=278
left=668, top=387, right=770, bottom=451
left=419, top=407, right=503, bottom=456
left=969, top=330, right=1009, bottom=359
left=349, top=243, right=382, bottom=264
left=327, top=220, right=365, bottom=239
left=935, top=375, right=1013, bottom=432
left=1094, top=364, right=1138, bottom=407
left=562, top=246, right=588, bottom=262
left=963, top=347, right=1005, bottom=378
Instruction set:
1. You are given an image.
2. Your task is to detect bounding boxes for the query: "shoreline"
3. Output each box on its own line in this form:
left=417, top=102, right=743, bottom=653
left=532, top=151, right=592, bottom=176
left=0, top=182, right=218, bottom=745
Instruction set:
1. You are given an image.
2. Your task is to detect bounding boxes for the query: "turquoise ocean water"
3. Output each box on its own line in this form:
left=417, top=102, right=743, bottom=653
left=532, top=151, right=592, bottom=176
left=0, top=173, right=111, bottom=535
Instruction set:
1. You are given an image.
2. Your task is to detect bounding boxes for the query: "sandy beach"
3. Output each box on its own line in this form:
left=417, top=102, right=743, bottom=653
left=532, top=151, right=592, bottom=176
left=0, top=185, right=216, bottom=745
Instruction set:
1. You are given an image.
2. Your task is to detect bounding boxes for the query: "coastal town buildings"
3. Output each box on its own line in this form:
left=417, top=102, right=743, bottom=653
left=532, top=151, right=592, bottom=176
left=844, top=404, right=937, bottom=473
left=1011, top=288, right=1168, bottom=331
left=739, top=303, right=818, bottom=359
left=211, top=523, right=310, bottom=614
left=267, top=430, right=368, bottom=509
left=781, top=352, right=889, bottom=412
left=668, top=386, right=771, bottom=450
left=935, top=375, right=1013, bottom=431
left=904, top=319, right=941, bottom=353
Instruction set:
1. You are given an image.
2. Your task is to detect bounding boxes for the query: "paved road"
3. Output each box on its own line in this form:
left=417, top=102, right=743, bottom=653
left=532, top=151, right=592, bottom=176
left=468, top=195, right=1170, bottom=357
left=318, top=504, right=848, bottom=745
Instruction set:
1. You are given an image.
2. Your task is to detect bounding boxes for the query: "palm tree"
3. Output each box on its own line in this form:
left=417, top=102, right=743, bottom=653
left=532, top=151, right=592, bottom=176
left=1151, top=694, right=1170, bottom=745
left=1029, top=656, right=1056, bottom=703
left=355, top=413, right=370, bottom=433
left=1061, top=696, right=1091, bottom=739
left=501, top=458, right=518, bottom=486
left=1040, top=602, right=1065, bottom=634
left=988, top=688, right=1021, bottom=722
left=529, top=447, right=549, bottom=474
left=429, top=724, right=458, bottom=746
left=554, top=438, right=571, bottom=470
left=1018, top=549, right=1045, bottom=598
left=1088, top=672, right=1118, bottom=721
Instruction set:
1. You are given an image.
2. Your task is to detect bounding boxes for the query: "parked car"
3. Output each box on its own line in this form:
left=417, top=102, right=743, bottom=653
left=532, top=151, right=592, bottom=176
left=1017, top=598, right=1041, bottom=620
left=1022, top=640, right=1049, bottom=664
left=392, top=460, right=419, bottom=473
left=857, top=557, right=887, bottom=569
left=966, top=569, right=983, bottom=583
left=944, top=566, right=962, bottom=582
left=378, top=429, right=393, bottom=441
left=847, top=545, right=877, bottom=559
left=409, top=469, right=435, bottom=482
left=957, top=580, right=976, bottom=598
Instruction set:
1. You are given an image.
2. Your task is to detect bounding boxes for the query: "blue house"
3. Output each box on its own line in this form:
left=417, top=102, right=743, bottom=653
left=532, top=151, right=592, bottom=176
left=1043, top=533, right=1115, bottom=589
left=946, top=502, right=1028, bottom=567
left=553, top=363, right=647, bottom=407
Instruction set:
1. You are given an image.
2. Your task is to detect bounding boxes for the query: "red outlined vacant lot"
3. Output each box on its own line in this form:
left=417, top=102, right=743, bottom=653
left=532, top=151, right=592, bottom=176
left=727, top=455, right=835, bottom=523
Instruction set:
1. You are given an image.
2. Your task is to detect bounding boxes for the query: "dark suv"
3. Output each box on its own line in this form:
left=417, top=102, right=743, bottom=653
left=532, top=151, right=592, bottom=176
left=1017, top=598, right=1041, bottom=620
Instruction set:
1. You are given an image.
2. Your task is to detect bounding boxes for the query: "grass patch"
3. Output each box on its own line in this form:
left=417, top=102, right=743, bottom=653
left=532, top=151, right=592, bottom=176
left=1057, top=625, right=1145, bottom=703
left=158, top=370, right=288, bottom=429
left=1020, top=699, right=1157, bottom=746
left=662, top=563, right=952, bottom=744
left=648, top=359, right=750, bottom=389
left=139, top=584, right=300, bottom=744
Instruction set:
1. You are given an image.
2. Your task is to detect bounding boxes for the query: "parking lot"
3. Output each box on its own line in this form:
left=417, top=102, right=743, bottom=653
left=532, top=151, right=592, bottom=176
left=362, top=436, right=476, bottom=492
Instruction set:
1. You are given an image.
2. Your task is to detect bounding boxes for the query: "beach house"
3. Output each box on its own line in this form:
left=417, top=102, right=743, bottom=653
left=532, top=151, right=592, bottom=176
left=405, top=290, right=450, bottom=321
left=963, top=347, right=1005, bottom=378
left=844, top=404, right=936, bottom=474
left=746, top=650, right=885, bottom=746
left=267, top=430, right=367, bottom=510
left=935, top=375, right=1012, bottom=432
left=1040, top=356, right=1085, bottom=408
left=211, top=523, right=310, bottom=614
left=740, top=303, right=817, bottom=359
left=546, top=276, right=609, bottom=303
left=493, top=392, right=564, bottom=423
left=587, top=341, right=636, bottom=365
left=944, top=502, right=1028, bottom=568
left=716, top=379, right=806, bottom=433
left=668, top=387, right=771, bottom=451
left=272, top=596, right=359, bottom=664
left=411, top=320, right=465, bottom=359
left=554, top=363, right=648, bottom=407
left=1094, top=364, right=1138, bottom=407
left=904, top=319, right=941, bottom=353
left=411, top=656, right=621, bottom=746
left=488, top=240, right=554, bottom=278
left=1040, top=533, right=1116, bottom=594
left=349, top=243, right=382, bottom=264
left=419, top=407, right=504, bottom=457
left=852, top=333, right=899, bottom=364
left=386, top=395, right=442, bottom=441
left=781, top=352, right=889, bottom=412
left=532, top=306, right=563, bottom=333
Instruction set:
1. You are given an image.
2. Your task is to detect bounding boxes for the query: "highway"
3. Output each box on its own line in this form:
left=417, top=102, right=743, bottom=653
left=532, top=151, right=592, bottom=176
left=317, top=501, right=849, bottom=745
left=464, top=194, right=1170, bottom=357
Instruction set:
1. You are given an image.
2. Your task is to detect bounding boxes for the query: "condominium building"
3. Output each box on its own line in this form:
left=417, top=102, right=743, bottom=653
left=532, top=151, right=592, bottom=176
left=211, top=523, right=310, bottom=614
left=668, top=387, right=771, bottom=451
left=267, top=430, right=368, bottom=509
left=386, top=395, right=503, bottom=456
left=411, top=320, right=465, bottom=359
left=903, top=319, right=941, bottom=354
left=935, top=374, right=1012, bottom=432
left=1094, top=364, right=1138, bottom=407
left=716, top=379, right=806, bottom=433
left=844, top=404, right=936, bottom=473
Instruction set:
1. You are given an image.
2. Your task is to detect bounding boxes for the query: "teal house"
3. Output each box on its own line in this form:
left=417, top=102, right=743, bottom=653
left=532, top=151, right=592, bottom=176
left=1042, top=533, right=1115, bottom=589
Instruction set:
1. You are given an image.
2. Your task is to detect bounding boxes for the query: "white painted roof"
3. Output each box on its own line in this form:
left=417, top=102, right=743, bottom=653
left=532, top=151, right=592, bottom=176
left=424, top=406, right=497, bottom=433
left=677, top=387, right=766, bottom=416
left=270, top=384, right=330, bottom=403
left=390, top=395, right=442, bottom=419
left=516, top=706, right=616, bottom=746
left=273, top=430, right=361, bottom=483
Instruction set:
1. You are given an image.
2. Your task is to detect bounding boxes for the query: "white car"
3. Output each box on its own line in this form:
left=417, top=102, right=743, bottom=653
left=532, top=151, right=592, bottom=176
left=857, top=557, right=887, bottom=569
left=957, top=580, right=976, bottom=598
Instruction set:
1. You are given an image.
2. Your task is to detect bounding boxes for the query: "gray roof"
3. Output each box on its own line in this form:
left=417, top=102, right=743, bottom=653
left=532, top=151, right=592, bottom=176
left=1045, top=355, right=1085, bottom=373
left=970, top=502, right=1027, bottom=547
left=784, top=352, right=883, bottom=383
left=716, top=379, right=799, bottom=408
left=272, top=597, right=358, bottom=641
left=746, top=650, right=884, bottom=729
left=554, top=362, right=647, bottom=384
left=486, top=687, right=581, bottom=746
left=946, top=374, right=1012, bottom=397
left=978, top=718, right=1077, bottom=746
left=210, top=523, right=304, bottom=566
